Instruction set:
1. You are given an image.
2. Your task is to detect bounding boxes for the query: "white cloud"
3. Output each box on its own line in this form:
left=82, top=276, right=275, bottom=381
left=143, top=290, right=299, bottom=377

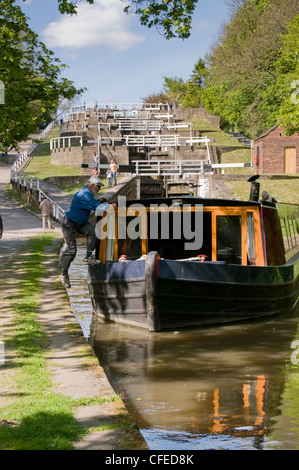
left=41, top=0, right=144, bottom=51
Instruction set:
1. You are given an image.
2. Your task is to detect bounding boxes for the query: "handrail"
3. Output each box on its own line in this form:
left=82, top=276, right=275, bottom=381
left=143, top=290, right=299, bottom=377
left=50, top=135, right=83, bottom=151
left=10, top=170, right=66, bottom=221
left=11, top=121, right=56, bottom=172
left=96, top=134, right=213, bottom=148
left=94, top=102, right=169, bottom=111
left=70, top=103, right=171, bottom=114
left=10, top=171, right=40, bottom=190
left=39, top=189, right=66, bottom=221
left=124, top=135, right=212, bottom=148
left=98, top=121, right=192, bottom=132
left=133, top=159, right=252, bottom=176
left=133, top=159, right=210, bottom=176
left=63, top=111, right=87, bottom=122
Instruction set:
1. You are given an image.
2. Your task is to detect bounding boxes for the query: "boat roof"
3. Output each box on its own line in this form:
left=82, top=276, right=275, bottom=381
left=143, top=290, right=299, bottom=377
left=116, top=196, right=263, bottom=208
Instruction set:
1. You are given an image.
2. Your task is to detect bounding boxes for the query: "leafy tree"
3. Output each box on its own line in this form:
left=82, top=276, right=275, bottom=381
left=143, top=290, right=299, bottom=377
left=201, top=0, right=299, bottom=137
left=23, top=0, right=198, bottom=39
left=275, top=15, right=299, bottom=135
left=182, top=58, right=208, bottom=107
left=163, top=76, right=188, bottom=106
left=0, top=0, right=84, bottom=151
left=182, top=81, right=201, bottom=108
left=142, top=92, right=167, bottom=103
left=129, top=0, right=198, bottom=39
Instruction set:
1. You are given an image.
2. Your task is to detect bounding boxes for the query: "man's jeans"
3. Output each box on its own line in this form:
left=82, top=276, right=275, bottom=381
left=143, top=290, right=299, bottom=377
left=59, top=216, right=97, bottom=271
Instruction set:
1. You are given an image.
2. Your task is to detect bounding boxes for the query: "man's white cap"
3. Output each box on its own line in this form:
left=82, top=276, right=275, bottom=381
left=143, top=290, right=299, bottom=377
left=88, top=176, right=104, bottom=186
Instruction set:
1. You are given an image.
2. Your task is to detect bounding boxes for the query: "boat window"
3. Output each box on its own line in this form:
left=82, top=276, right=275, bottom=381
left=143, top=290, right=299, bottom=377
left=117, top=216, right=142, bottom=260
left=105, top=211, right=116, bottom=261
left=216, top=215, right=242, bottom=264
left=247, top=213, right=257, bottom=265
left=147, top=209, right=210, bottom=260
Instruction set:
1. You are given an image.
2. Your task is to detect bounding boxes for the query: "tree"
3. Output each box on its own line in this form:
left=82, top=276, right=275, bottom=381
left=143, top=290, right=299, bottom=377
left=182, top=58, right=208, bottom=107
left=142, top=92, right=167, bottom=104
left=200, top=0, right=299, bottom=137
left=275, top=15, right=299, bottom=135
left=163, top=77, right=188, bottom=106
left=0, top=0, right=84, bottom=151
left=23, top=0, right=198, bottom=39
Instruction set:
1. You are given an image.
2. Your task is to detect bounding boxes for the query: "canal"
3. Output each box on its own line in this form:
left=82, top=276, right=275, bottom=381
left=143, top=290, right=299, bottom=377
left=69, top=243, right=299, bottom=450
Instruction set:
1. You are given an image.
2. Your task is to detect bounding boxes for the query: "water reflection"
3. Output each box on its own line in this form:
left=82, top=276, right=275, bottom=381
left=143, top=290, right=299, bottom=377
left=68, top=244, right=91, bottom=338
left=89, top=310, right=299, bottom=450
left=69, top=244, right=299, bottom=450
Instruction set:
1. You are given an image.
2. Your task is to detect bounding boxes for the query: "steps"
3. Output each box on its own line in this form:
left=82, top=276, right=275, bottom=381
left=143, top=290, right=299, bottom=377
left=226, top=132, right=251, bottom=148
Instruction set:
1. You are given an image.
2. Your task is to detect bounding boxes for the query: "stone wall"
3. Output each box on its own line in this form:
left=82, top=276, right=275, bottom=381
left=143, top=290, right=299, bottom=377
left=175, top=146, right=209, bottom=160
left=51, top=146, right=83, bottom=165
left=11, top=181, right=40, bottom=207
left=44, top=175, right=91, bottom=185
left=100, top=175, right=140, bottom=204
left=175, top=108, right=220, bottom=128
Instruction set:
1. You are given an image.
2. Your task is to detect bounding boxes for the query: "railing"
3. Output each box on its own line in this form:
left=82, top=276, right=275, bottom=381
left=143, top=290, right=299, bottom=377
left=133, top=159, right=210, bottom=176
left=60, top=123, right=86, bottom=135
left=96, top=102, right=169, bottom=111
left=113, top=110, right=142, bottom=119
left=133, top=160, right=252, bottom=176
left=124, top=135, right=212, bottom=148
left=70, top=105, right=90, bottom=113
left=112, top=111, right=174, bottom=120
left=10, top=170, right=65, bottom=221
left=50, top=136, right=83, bottom=151
left=11, top=171, right=40, bottom=190
left=63, top=112, right=87, bottom=122
left=70, top=103, right=171, bottom=114
left=11, top=121, right=56, bottom=172
left=98, top=121, right=192, bottom=132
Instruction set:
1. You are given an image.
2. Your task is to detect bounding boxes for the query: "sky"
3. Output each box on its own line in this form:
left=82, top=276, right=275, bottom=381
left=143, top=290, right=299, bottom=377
left=16, top=0, right=232, bottom=107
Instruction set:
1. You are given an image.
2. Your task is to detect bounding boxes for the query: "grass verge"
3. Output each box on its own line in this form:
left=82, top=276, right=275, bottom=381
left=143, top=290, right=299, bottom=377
left=0, top=235, right=120, bottom=450
left=24, top=126, right=81, bottom=180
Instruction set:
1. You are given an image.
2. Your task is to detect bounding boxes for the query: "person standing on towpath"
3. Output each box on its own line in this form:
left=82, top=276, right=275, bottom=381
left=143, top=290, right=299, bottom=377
left=59, top=176, right=112, bottom=288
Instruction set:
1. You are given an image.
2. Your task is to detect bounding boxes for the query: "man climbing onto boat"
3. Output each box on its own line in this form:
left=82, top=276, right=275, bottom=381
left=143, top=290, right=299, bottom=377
left=59, top=176, right=111, bottom=289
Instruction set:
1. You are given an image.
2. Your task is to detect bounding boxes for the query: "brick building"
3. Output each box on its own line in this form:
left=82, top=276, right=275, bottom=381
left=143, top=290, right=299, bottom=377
left=252, top=125, right=299, bottom=174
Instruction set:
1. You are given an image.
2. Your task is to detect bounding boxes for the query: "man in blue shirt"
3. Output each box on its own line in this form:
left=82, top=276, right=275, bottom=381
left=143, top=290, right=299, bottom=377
left=59, top=176, right=110, bottom=288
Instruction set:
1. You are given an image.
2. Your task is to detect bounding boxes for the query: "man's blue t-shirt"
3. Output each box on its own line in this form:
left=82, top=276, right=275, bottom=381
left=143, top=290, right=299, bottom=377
left=66, top=185, right=103, bottom=225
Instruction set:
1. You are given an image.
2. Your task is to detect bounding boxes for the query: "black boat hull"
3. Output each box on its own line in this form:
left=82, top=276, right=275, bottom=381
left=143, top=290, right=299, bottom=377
left=87, top=251, right=299, bottom=332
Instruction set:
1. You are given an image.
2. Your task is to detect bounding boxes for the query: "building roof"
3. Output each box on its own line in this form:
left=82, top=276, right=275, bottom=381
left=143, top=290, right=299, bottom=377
left=254, top=124, right=278, bottom=142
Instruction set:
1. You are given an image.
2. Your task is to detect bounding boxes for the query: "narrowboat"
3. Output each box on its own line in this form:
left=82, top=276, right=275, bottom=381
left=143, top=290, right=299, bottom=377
left=87, top=183, right=299, bottom=332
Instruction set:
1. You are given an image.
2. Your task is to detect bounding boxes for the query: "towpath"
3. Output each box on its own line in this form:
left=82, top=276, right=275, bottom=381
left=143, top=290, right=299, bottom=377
left=0, top=146, right=147, bottom=450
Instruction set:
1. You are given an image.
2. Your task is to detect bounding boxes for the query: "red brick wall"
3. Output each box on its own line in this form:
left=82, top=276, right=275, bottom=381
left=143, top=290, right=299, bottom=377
left=253, top=126, right=299, bottom=173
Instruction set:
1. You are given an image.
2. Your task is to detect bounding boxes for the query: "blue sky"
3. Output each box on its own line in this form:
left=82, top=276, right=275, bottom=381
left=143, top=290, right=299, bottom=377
left=16, top=0, right=231, bottom=106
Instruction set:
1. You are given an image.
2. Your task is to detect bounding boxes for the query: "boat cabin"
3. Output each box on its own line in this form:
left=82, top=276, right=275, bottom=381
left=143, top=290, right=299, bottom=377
left=95, top=197, right=298, bottom=268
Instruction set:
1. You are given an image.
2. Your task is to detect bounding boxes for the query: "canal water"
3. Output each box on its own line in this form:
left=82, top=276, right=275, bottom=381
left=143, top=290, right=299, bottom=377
left=69, top=243, right=299, bottom=450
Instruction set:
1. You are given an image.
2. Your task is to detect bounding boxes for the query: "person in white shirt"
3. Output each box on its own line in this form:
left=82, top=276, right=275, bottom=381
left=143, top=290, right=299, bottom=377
left=93, top=152, right=99, bottom=168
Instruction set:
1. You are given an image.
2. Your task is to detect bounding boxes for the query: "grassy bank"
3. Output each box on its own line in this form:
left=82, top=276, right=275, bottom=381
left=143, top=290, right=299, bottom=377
left=225, top=177, right=299, bottom=205
left=188, top=120, right=298, bottom=204
left=24, top=126, right=109, bottom=196
left=25, top=127, right=81, bottom=181
left=0, top=235, right=125, bottom=450
left=25, top=123, right=298, bottom=204
left=190, top=119, right=252, bottom=175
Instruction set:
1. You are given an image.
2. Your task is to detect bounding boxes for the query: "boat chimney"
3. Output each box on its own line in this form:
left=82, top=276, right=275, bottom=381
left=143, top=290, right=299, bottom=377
left=247, top=175, right=260, bottom=202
